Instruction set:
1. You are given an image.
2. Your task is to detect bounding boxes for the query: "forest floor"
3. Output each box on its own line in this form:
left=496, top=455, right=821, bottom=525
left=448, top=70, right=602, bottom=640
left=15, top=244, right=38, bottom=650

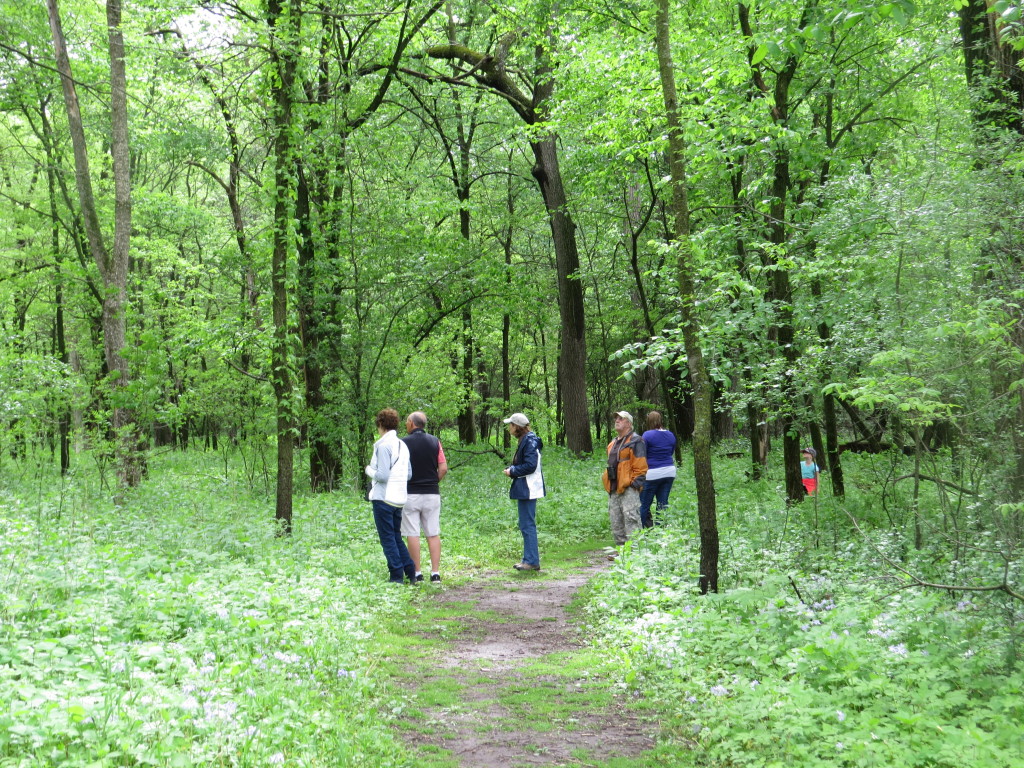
left=378, top=553, right=662, bottom=768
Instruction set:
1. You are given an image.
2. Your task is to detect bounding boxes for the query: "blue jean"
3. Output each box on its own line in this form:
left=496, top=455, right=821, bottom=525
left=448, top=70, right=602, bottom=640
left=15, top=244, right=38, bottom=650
left=372, top=500, right=415, bottom=582
left=517, top=499, right=540, bottom=567
left=639, top=477, right=674, bottom=527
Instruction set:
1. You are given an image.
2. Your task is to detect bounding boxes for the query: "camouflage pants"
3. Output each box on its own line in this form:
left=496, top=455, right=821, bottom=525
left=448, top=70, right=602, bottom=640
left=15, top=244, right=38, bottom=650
left=608, top=487, right=641, bottom=546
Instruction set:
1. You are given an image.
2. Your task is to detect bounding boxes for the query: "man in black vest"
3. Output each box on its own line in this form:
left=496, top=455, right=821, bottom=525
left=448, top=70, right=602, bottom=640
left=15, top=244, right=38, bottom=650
left=401, top=411, right=448, bottom=583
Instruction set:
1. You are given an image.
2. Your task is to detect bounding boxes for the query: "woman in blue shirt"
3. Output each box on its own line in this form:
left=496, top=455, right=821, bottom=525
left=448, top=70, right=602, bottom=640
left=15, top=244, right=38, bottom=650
left=640, top=411, right=677, bottom=527
left=801, top=447, right=820, bottom=496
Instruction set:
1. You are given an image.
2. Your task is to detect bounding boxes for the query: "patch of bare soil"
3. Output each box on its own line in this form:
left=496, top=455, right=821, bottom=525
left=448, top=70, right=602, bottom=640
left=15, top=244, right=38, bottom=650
left=398, top=559, right=658, bottom=768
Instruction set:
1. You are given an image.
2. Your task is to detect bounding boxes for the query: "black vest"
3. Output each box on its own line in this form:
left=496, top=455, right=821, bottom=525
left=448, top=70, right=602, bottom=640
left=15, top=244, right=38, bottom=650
left=402, top=429, right=441, bottom=494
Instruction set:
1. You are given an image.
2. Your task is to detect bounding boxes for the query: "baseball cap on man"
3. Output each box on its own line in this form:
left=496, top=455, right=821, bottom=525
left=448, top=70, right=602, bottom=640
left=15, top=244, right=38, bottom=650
left=503, top=413, right=530, bottom=427
left=614, top=411, right=633, bottom=423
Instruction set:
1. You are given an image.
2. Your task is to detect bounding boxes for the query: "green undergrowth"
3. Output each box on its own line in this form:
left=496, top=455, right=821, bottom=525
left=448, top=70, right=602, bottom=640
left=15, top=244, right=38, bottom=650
left=0, top=445, right=614, bottom=767
left=582, top=451, right=1024, bottom=767
left=0, top=464, right=412, bottom=767
left=2, top=444, right=1021, bottom=766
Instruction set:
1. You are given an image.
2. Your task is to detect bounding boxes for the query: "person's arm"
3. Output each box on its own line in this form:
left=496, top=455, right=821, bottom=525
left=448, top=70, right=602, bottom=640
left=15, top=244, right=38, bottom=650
left=437, top=440, right=448, bottom=481
left=371, top=441, right=393, bottom=483
left=631, top=436, right=648, bottom=489
left=365, top=442, right=378, bottom=479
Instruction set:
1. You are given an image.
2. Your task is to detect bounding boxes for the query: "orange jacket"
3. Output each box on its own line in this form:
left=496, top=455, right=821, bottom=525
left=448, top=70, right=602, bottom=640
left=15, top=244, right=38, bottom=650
left=602, top=431, right=648, bottom=494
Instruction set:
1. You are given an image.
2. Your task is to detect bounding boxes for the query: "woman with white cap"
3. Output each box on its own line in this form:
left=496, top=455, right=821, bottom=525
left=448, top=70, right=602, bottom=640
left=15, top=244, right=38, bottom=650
left=502, top=413, right=545, bottom=571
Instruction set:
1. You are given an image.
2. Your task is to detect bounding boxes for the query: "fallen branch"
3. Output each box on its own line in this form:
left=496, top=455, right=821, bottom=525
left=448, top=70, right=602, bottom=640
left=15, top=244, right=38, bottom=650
left=893, top=473, right=979, bottom=496
left=841, top=507, right=1023, bottom=603
left=444, top=445, right=509, bottom=471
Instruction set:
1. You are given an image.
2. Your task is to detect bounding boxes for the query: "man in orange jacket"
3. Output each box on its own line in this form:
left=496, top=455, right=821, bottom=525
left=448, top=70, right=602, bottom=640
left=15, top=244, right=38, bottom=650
left=602, top=411, right=648, bottom=547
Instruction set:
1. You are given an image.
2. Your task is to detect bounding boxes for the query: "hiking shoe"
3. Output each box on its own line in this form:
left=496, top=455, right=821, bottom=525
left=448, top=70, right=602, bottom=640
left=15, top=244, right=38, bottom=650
left=430, top=573, right=441, bottom=583
left=513, top=562, right=540, bottom=571
left=414, top=573, right=424, bottom=583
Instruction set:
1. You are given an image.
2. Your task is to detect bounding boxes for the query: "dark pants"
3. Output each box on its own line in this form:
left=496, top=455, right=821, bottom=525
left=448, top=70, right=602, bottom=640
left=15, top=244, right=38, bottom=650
left=372, top=500, right=415, bottom=582
left=639, top=477, right=674, bottom=528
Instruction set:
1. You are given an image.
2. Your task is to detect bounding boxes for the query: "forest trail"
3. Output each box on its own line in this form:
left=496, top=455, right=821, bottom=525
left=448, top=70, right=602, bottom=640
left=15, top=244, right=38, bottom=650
left=387, top=557, right=659, bottom=768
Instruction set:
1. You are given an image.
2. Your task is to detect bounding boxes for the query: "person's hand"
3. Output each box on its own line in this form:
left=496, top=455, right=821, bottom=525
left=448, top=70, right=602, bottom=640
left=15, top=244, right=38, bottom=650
left=504, top=467, right=512, bottom=477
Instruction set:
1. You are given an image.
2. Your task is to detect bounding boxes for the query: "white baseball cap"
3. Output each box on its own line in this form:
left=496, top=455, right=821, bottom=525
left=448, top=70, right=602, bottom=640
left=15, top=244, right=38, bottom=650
left=503, top=413, right=530, bottom=427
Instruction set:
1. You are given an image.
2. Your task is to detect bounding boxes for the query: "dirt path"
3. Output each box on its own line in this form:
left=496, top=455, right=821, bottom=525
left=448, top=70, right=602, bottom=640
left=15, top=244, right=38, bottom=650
left=394, top=559, right=659, bottom=768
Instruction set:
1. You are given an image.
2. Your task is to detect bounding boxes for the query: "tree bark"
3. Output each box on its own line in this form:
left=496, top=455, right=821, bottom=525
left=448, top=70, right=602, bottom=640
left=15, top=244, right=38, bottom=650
left=425, top=41, right=593, bottom=454
left=809, top=279, right=845, bottom=496
left=295, top=165, right=339, bottom=491
left=47, top=0, right=143, bottom=486
left=38, top=98, right=71, bottom=474
left=529, top=137, right=592, bottom=454
left=959, top=0, right=1024, bottom=133
left=740, top=0, right=807, bottom=503
left=501, top=156, right=514, bottom=452
left=267, top=0, right=301, bottom=532
left=655, top=0, right=718, bottom=594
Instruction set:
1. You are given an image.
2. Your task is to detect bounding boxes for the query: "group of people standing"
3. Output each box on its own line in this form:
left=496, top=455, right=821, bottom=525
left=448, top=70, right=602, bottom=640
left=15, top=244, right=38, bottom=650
left=366, top=406, right=679, bottom=582
left=366, top=409, right=447, bottom=584
left=603, top=410, right=678, bottom=548
left=503, top=408, right=679, bottom=572
left=366, top=407, right=547, bottom=583
left=366, top=405, right=824, bottom=583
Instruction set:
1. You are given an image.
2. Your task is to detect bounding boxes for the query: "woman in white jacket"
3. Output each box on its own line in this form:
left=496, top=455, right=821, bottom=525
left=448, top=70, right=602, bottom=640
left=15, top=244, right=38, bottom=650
left=366, top=408, right=415, bottom=583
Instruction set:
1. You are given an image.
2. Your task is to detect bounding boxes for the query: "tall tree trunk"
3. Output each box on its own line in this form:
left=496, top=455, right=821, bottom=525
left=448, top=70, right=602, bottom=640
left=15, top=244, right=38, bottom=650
left=456, top=182, right=477, bottom=443
left=28, top=96, right=73, bottom=468
left=959, top=0, right=1024, bottom=133
left=740, top=0, right=806, bottom=503
left=958, top=0, right=1024, bottom=502
left=730, top=158, right=770, bottom=477
left=656, top=0, right=718, bottom=594
left=47, top=0, right=142, bottom=486
left=425, top=38, right=593, bottom=454
left=769, top=127, right=803, bottom=504
left=529, top=137, right=592, bottom=454
left=501, top=157, right=514, bottom=452
left=295, top=166, right=339, bottom=491
left=44, top=114, right=71, bottom=475
left=267, top=0, right=300, bottom=533
left=454, top=70, right=477, bottom=443
left=810, top=279, right=845, bottom=495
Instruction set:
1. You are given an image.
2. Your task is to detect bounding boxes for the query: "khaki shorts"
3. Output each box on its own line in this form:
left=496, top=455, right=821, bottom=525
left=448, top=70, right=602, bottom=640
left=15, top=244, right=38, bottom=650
left=401, top=494, right=441, bottom=537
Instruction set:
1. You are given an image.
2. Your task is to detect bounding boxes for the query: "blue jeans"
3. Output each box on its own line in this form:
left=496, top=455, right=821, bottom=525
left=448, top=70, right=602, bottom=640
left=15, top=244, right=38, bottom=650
left=639, top=477, right=674, bottom=527
left=517, top=499, right=540, bottom=567
left=372, top=500, right=415, bottom=582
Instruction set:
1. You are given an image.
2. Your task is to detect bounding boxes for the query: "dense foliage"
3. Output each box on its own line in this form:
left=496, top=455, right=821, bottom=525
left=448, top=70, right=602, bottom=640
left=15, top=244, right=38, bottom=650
left=0, top=0, right=1020, bottom=501
left=1, top=448, right=1020, bottom=766
left=586, top=454, right=1024, bottom=767
left=2, top=0, right=1024, bottom=761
